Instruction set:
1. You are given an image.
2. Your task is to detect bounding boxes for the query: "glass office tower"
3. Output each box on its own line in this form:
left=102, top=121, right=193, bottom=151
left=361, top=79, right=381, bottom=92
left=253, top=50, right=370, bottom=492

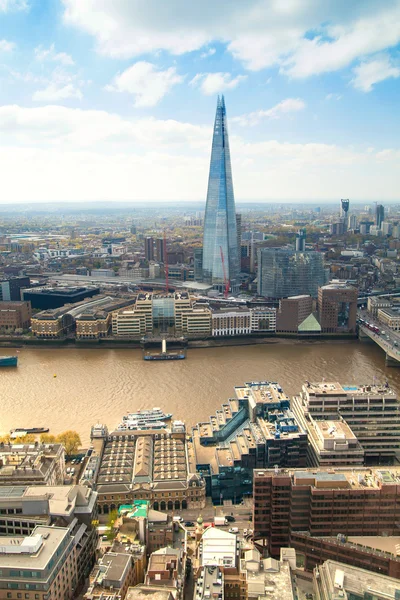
left=202, top=96, right=240, bottom=293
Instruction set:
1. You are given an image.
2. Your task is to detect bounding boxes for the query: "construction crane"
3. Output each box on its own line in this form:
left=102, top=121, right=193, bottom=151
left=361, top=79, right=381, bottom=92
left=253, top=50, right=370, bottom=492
left=164, top=230, right=169, bottom=293
left=219, top=246, right=230, bottom=299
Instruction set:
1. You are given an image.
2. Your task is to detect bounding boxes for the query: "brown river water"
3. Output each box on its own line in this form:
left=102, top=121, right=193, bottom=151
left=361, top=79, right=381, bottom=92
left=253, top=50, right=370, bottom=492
left=0, top=340, right=398, bottom=444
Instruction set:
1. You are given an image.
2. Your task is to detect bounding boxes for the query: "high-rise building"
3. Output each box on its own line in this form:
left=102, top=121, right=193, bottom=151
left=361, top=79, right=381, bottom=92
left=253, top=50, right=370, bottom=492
left=144, top=237, right=154, bottom=261
left=295, top=229, right=306, bottom=252
left=202, top=96, right=240, bottom=293
left=236, top=213, right=242, bottom=251
left=155, top=237, right=164, bottom=262
left=253, top=467, right=400, bottom=556
left=340, top=199, right=350, bottom=218
left=257, top=249, right=325, bottom=299
left=193, top=248, right=203, bottom=280
left=0, top=276, right=30, bottom=301
left=318, top=283, right=357, bottom=333
left=376, top=204, right=385, bottom=228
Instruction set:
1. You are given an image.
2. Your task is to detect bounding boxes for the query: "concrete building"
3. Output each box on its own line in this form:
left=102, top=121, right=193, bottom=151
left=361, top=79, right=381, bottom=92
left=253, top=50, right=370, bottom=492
left=376, top=204, right=385, bottom=228
left=212, top=307, right=251, bottom=336
left=292, top=381, right=400, bottom=463
left=144, top=547, right=184, bottom=600
left=195, top=564, right=225, bottom=600
left=314, top=559, right=400, bottom=600
left=0, top=277, right=30, bottom=301
left=377, top=307, right=400, bottom=330
left=241, top=548, right=297, bottom=600
left=75, top=298, right=134, bottom=339
left=31, top=306, right=75, bottom=338
left=290, top=532, right=400, bottom=579
left=0, top=301, right=31, bottom=331
left=126, top=587, right=174, bottom=600
left=293, top=416, right=364, bottom=467
left=0, top=525, right=77, bottom=600
left=85, top=553, right=137, bottom=600
left=0, top=485, right=98, bottom=585
left=145, top=237, right=154, bottom=261
left=117, top=501, right=174, bottom=554
left=318, top=284, right=357, bottom=333
left=253, top=467, right=400, bottom=556
left=192, top=381, right=307, bottom=504
left=93, top=428, right=206, bottom=515
left=367, top=296, right=391, bottom=317
left=276, top=295, right=313, bottom=333
left=0, top=443, right=65, bottom=486
left=250, top=307, right=277, bottom=333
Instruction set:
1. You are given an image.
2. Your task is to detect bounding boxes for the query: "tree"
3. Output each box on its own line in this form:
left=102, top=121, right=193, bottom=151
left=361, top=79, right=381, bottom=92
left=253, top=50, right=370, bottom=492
left=106, top=510, right=119, bottom=541
left=56, top=430, right=82, bottom=455
left=40, top=433, right=57, bottom=444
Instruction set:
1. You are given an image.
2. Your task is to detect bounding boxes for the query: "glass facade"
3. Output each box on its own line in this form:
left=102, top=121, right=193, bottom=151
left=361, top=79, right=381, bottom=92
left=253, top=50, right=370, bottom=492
left=202, top=96, right=240, bottom=293
left=258, top=248, right=326, bottom=299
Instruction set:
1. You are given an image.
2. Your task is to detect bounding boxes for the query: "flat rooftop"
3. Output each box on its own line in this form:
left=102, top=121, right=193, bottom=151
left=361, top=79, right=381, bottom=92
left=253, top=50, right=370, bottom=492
left=254, top=466, right=400, bottom=490
left=235, top=381, right=289, bottom=405
left=320, top=559, right=400, bottom=598
left=314, top=420, right=357, bottom=441
left=303, top=381, right=397, bottom=398
left=0, top=526, right=70, bottom=570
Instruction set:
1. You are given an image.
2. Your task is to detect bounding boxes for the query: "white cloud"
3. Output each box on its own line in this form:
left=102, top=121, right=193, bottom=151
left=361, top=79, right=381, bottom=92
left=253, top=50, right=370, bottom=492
left=233, top=98, right=305, bottom=126
left=200, top=47, right=216, bottom=58
left=351, top=54, right=400, bottom=92
left=0, top=39, right=16, bottom=52
left=0, top=104, right=399, bottom=203
left=34, top=44, right=75, bottom=66
left=106, top=61, right=183, bottom=107
left=190, top=72, right=246, bottom=95
left=62, top=0, right=400, bottom=80
left=32, top=69, right=84, bottom=102
left=0, top=0, right=27, bottom=12
left=325, top=93, right=342, bottom=101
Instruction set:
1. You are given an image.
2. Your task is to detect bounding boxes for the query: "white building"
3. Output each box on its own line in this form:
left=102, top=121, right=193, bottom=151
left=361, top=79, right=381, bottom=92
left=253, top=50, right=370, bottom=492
left=212, top=308, right=251, bottom=336
left=250, top=307, right=277, bottom=332
left=200, top=527, right=238, bottom=568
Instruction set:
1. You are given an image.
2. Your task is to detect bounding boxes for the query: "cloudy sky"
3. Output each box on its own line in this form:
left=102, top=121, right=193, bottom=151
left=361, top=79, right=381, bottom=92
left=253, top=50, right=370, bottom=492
left=0, top=0, right=400, bottom=204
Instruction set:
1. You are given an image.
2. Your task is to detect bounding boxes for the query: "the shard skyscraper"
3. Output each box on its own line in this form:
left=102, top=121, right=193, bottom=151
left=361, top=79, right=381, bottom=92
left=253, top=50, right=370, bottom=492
left=202, top=96, right=240, bottom=293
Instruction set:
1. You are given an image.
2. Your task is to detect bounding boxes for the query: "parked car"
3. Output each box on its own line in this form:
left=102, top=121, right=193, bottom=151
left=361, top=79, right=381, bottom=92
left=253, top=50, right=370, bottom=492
left=184, top=521, right=194, bottom=527
left=229, top=527, right=239, bottom=533
left=225, top=515, right=235, bottom=522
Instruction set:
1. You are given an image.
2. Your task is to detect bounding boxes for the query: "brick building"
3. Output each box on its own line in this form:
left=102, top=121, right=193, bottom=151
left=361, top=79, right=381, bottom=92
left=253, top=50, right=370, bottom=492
left=0, top=301, right=31, bottom=331
left=317, top=283, right=357, bottom=333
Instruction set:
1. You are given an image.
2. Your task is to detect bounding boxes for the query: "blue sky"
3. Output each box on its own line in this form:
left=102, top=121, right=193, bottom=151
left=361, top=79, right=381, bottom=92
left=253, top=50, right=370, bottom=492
left=0, top=0, right=400, bottom=203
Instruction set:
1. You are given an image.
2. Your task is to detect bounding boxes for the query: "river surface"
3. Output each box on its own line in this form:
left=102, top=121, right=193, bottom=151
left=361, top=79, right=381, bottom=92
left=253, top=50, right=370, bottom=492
left=0, top=340, right=398, bottom=444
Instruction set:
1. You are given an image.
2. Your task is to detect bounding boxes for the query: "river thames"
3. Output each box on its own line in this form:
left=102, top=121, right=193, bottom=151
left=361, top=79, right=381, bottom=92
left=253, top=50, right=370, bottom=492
left=1, top=340, right=398, bottom=444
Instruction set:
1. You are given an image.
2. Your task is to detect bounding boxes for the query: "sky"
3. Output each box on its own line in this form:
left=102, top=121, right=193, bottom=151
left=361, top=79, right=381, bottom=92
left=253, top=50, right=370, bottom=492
left=0, top=0, right=400, bottom=204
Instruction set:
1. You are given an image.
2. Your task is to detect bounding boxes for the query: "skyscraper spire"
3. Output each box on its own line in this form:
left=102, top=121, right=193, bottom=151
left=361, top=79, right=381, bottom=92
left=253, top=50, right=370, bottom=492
left=202, top=97, right=240, bottom=293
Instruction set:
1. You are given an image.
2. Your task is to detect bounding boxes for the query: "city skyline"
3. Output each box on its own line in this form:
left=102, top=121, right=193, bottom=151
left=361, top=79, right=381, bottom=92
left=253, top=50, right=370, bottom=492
left=0, top=1, right=399, bottom=203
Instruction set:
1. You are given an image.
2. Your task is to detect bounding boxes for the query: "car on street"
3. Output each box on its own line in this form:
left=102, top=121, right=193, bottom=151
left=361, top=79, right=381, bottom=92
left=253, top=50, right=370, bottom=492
left=184, top=521, right=194, bottom=527
left=229, top=527, right=239, bottom=533
left=225, top=515, right=235, bottom=522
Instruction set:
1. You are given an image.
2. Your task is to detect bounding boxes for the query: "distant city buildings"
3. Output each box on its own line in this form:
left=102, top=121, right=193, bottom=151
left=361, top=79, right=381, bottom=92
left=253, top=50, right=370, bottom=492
left=376, top=203, right=385, bottom=228
left=202, top=96, right=240, bottom=293
left=0, top=276, right=30, bottom=301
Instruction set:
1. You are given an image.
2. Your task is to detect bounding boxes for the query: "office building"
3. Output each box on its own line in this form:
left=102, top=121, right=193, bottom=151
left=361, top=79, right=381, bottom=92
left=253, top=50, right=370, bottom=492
left=0, top=301, right=31, bottom=331
left=144, top=548, right=184, bottom=600
left=348, top=213, right=357, bottom=230
left=22, top=286, right=100, bottom=310
left=250, top=307, right=277, bottom=333
left=0, top=525, right=77, bottom=600
left=318, top=283, right=357, bottom=333
left=0, top=276, right=30, bottom=301
left=340, top=199, right=350, bottom=219
left=154, top=238, right=164, bottom=263
left=295, top=229, right=306, bottom=252
left=192, top=381, right=307, bottom=504
left=291, top=532, right=400, bottom=578
left=236, top=213, right=242, bottom=251
left=212, top=307, right=251, bottom=336
left=257, top=249, right=325, bottom=299
left=314, top=560, right=400, bottom=600
left=193, top=247, right=203, bottom=280
left=202, top=96, right=240, bottom=293
left=145, top=237, right=154, bottom=261
left=253, top=467, right=400, bottom=556
left=276, top=295, right=314, bottom=333
left=382, top=221, right=393, bottom=236
left=0, top=443, right=65, bottom=486
left=85, top=553, right=137, bottom=600
left=292, top=381, right=400, bottom=463
left=376, top=204, right=385, bottom=228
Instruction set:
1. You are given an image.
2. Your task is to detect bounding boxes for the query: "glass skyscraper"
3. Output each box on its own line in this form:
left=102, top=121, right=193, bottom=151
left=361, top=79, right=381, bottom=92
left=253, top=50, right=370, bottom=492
left=257, top=248, right=326, bottom=299
left=202, top=96, right=240, bottom=293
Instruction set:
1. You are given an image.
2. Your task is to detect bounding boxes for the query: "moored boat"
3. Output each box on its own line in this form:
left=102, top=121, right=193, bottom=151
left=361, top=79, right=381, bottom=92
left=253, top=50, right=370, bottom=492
left=0, top=356, right=18, bottom=367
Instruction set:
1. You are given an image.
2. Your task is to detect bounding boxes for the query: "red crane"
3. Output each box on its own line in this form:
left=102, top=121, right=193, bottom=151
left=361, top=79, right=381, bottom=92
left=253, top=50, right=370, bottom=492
left=219, top=246, right=230, bottom=299
left=164, top=230, right=169, bottom=293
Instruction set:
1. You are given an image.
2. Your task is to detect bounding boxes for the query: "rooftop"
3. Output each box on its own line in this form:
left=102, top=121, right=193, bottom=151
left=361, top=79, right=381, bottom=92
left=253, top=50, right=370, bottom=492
left=303, top=381, right=396, bottom=398
left=0, top=526, right=70, bottom=570
left=318, top=559, right=400, bottom=598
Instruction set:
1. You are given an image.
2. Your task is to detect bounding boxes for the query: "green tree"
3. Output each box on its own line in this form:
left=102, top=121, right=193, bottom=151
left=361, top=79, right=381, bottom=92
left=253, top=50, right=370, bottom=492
left=107, top=510, right=119, bottom=540
left=56, top=430, right=82, bottom=455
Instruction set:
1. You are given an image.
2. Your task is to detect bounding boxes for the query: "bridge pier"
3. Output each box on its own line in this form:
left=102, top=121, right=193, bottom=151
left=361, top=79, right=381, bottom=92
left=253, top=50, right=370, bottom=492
left=385, top=353, right=400, bottom=367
